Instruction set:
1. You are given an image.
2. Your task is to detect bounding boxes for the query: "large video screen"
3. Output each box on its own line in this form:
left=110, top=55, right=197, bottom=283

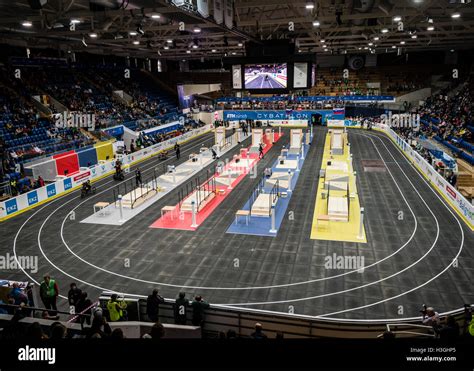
left=244, top=64, right=287, bottom=89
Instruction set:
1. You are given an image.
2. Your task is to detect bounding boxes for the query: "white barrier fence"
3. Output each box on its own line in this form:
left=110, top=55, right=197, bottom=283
left=0, top=125, right=212, bottom=221
left=381, top=124, right=474, bottom=229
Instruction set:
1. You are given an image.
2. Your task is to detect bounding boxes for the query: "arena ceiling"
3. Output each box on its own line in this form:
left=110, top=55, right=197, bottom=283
left=0, top=0, right=473, bottom=60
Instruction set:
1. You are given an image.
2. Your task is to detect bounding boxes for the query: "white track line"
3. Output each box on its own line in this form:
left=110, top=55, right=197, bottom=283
left=11, top=134, right=216, bottom=299
left=53, top=127, right=421, bottom=291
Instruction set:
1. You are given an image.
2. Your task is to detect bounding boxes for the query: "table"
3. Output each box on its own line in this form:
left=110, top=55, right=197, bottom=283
left=235, top=210, right=250, bottom=226
left=161, top=205, right=175, bottom=220
left=93, top=202, right=110, bottom=216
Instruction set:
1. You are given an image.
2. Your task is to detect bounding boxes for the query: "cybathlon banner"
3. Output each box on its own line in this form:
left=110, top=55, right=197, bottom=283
left=197, top=0, right=209, bottom=17
left=223, top=110, right=345, bottom=121
left=213, top=0, right=224, bottom=24
left=224, top=0, right=233, bottom=29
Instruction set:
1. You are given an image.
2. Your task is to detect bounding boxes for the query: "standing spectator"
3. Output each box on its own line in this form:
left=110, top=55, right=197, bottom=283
left=106, top=294, right=128, bottom=322
left=174, top=143, right=180, bottom=160
left=191, top=295, right=210, bottom=326
left=146, top=289, right=164, bottom=323
left=174, top=292, right=189, bottom=325
left=67, top=283, right=82, bottom=312
left=39, top=275, right=59, bottom=315
left=250, top=323, right=268, bottom=339
left=75, top=291, right=92, bottom=325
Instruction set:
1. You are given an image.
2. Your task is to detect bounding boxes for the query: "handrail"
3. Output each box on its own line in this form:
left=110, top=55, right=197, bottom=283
left=269, top=179, right=279, bottom=216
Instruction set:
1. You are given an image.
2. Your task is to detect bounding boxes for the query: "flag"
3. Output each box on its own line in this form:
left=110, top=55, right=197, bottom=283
left=333, top=108, right=345, bottom=115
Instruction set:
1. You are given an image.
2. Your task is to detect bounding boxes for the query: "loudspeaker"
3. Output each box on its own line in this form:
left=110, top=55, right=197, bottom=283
left=28, top=0, right=47, bottom=9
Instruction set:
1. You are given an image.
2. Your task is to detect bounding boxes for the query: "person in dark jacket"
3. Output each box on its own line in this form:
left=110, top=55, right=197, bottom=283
left=75, top=291, right=92, bottom=325
left=191, top=295, right=210, bottom=326
left=250, top=323, right=267, bottom=339
left=174, top=143, right=180, bottom=160
left=68, top=283, right=82, bottom=312
left=174, top=292, right=189, bottom=325
left=146, top=289, right=165, bottom=322
left=135, top=168, right=142, bottom=187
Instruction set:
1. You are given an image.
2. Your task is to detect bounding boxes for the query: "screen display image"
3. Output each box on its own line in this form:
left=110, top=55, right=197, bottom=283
left=244, top=63, right=287, bottom=89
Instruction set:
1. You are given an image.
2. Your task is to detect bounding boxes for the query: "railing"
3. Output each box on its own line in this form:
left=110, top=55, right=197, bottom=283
left=95, top=292, right=473, bottom=339
left=177, top=167, right=218, bottom=211
left=346, top=182, right=350, bottom=221
left=249, top=177, right=266, bottom=216
left=269, top=180, right=280, bottom=216
left=112, top=169, right=159, bottom=209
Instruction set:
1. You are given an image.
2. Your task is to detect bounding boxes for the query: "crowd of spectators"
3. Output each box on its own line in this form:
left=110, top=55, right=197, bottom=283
left=1, top=278, right=472, bottom=340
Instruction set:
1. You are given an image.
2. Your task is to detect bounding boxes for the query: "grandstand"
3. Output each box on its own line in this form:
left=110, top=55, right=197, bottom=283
left=0, top=0, right=473, bottom=369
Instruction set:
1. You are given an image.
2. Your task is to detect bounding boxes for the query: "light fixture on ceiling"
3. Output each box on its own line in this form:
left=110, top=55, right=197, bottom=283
left=89, top=33, right=97, bottom=38
left=133, top=40, right=140, bottom=45
left=166, top=39, right=173, bottom=43
left=320, top=39, right=325, bottom=43
left=427, top=26, right=434, bottom=31
left=22, top=21, right=32, bottom=27
left=186, top=50, right=191, bottom=53
left=151, top=14, right=161, bottom=19
left=368, top=42, right=373, bottom=46
left=392, top=45, right=396, bottom=48
left=400, top=41, right=405, bottom=44
left=411, top=35, right=417, bottom=39
left=211, top=49, right=217, bottom=52
left=193, top=27, right=201, bottom=33
left=70, top=19, right=81, bottom=24
left=381, top=28, right=389, bottom=33
left=238, top=42, right=243, bottom=47
left=305, top=2, right=315, bottom=9
left=312, top=20, right=320, bottom=27
left=164, top=46, right=169, bottom=50
left=231, top=52, right=236, bottom=55
left=373, top=36, right=379, bottom=41
left=451, top=13, right=461, bottom=19
left=393, top=16, right=402, bottom=22
left=129, top=31, right=137, bottom=36
left=192, top=44, right=198, bottom=49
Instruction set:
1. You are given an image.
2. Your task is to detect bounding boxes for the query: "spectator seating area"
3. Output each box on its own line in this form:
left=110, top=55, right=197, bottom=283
left=0, top=61, right=182, bottom=199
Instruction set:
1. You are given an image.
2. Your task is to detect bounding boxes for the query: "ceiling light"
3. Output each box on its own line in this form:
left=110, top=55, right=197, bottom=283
left=411, top=35, right=417, bottom=39
left=151, top=14, right=161, bottom=19
left=164, top=46, right=169, bottom=50
left=393, top=16, right=402, bottom=22
left=450, top=49, right=455, bottom=52
left=211, top=49, right=217, bottom=52
left=373, top=36, right=379, bottom=41
left=392, top=45, right=396, bottom=48
left=451, top=13, right=461, bottom=19
left=381, top=28, right=389, bottom=33
left=305, top=3, right=315, bottom=9
left=358, top=47, right=362, bottom=50
left=129, top=31, right=137, bottom=36
left=238, top=43, right=243, bottom=47
left=166, top=39, right=173, bottom=43
left=133, top=40, right=139, bottom=45
left=312, top=20, right=320, bottom=27
left=364, top=46, right=368, bottom=50
left=321, top=39, right=325, bottom=43
left=89, top=33, right=97, bottom=38
left=231, top=52, right=236, bottom=55
left=427, top=26, right=434, bottom=31
left=186, top=50, right=191, bottom=54
left=193, top=27, right=201, bottom=33
left=192, top=44, right=198, bottom=49
left=368, top=42, right=373, bottom=46
left=22, top=21, right=32, bottom=27
left=70, top=19, right=81, bottom=24
left=400, top=41, right=405, bottom=45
